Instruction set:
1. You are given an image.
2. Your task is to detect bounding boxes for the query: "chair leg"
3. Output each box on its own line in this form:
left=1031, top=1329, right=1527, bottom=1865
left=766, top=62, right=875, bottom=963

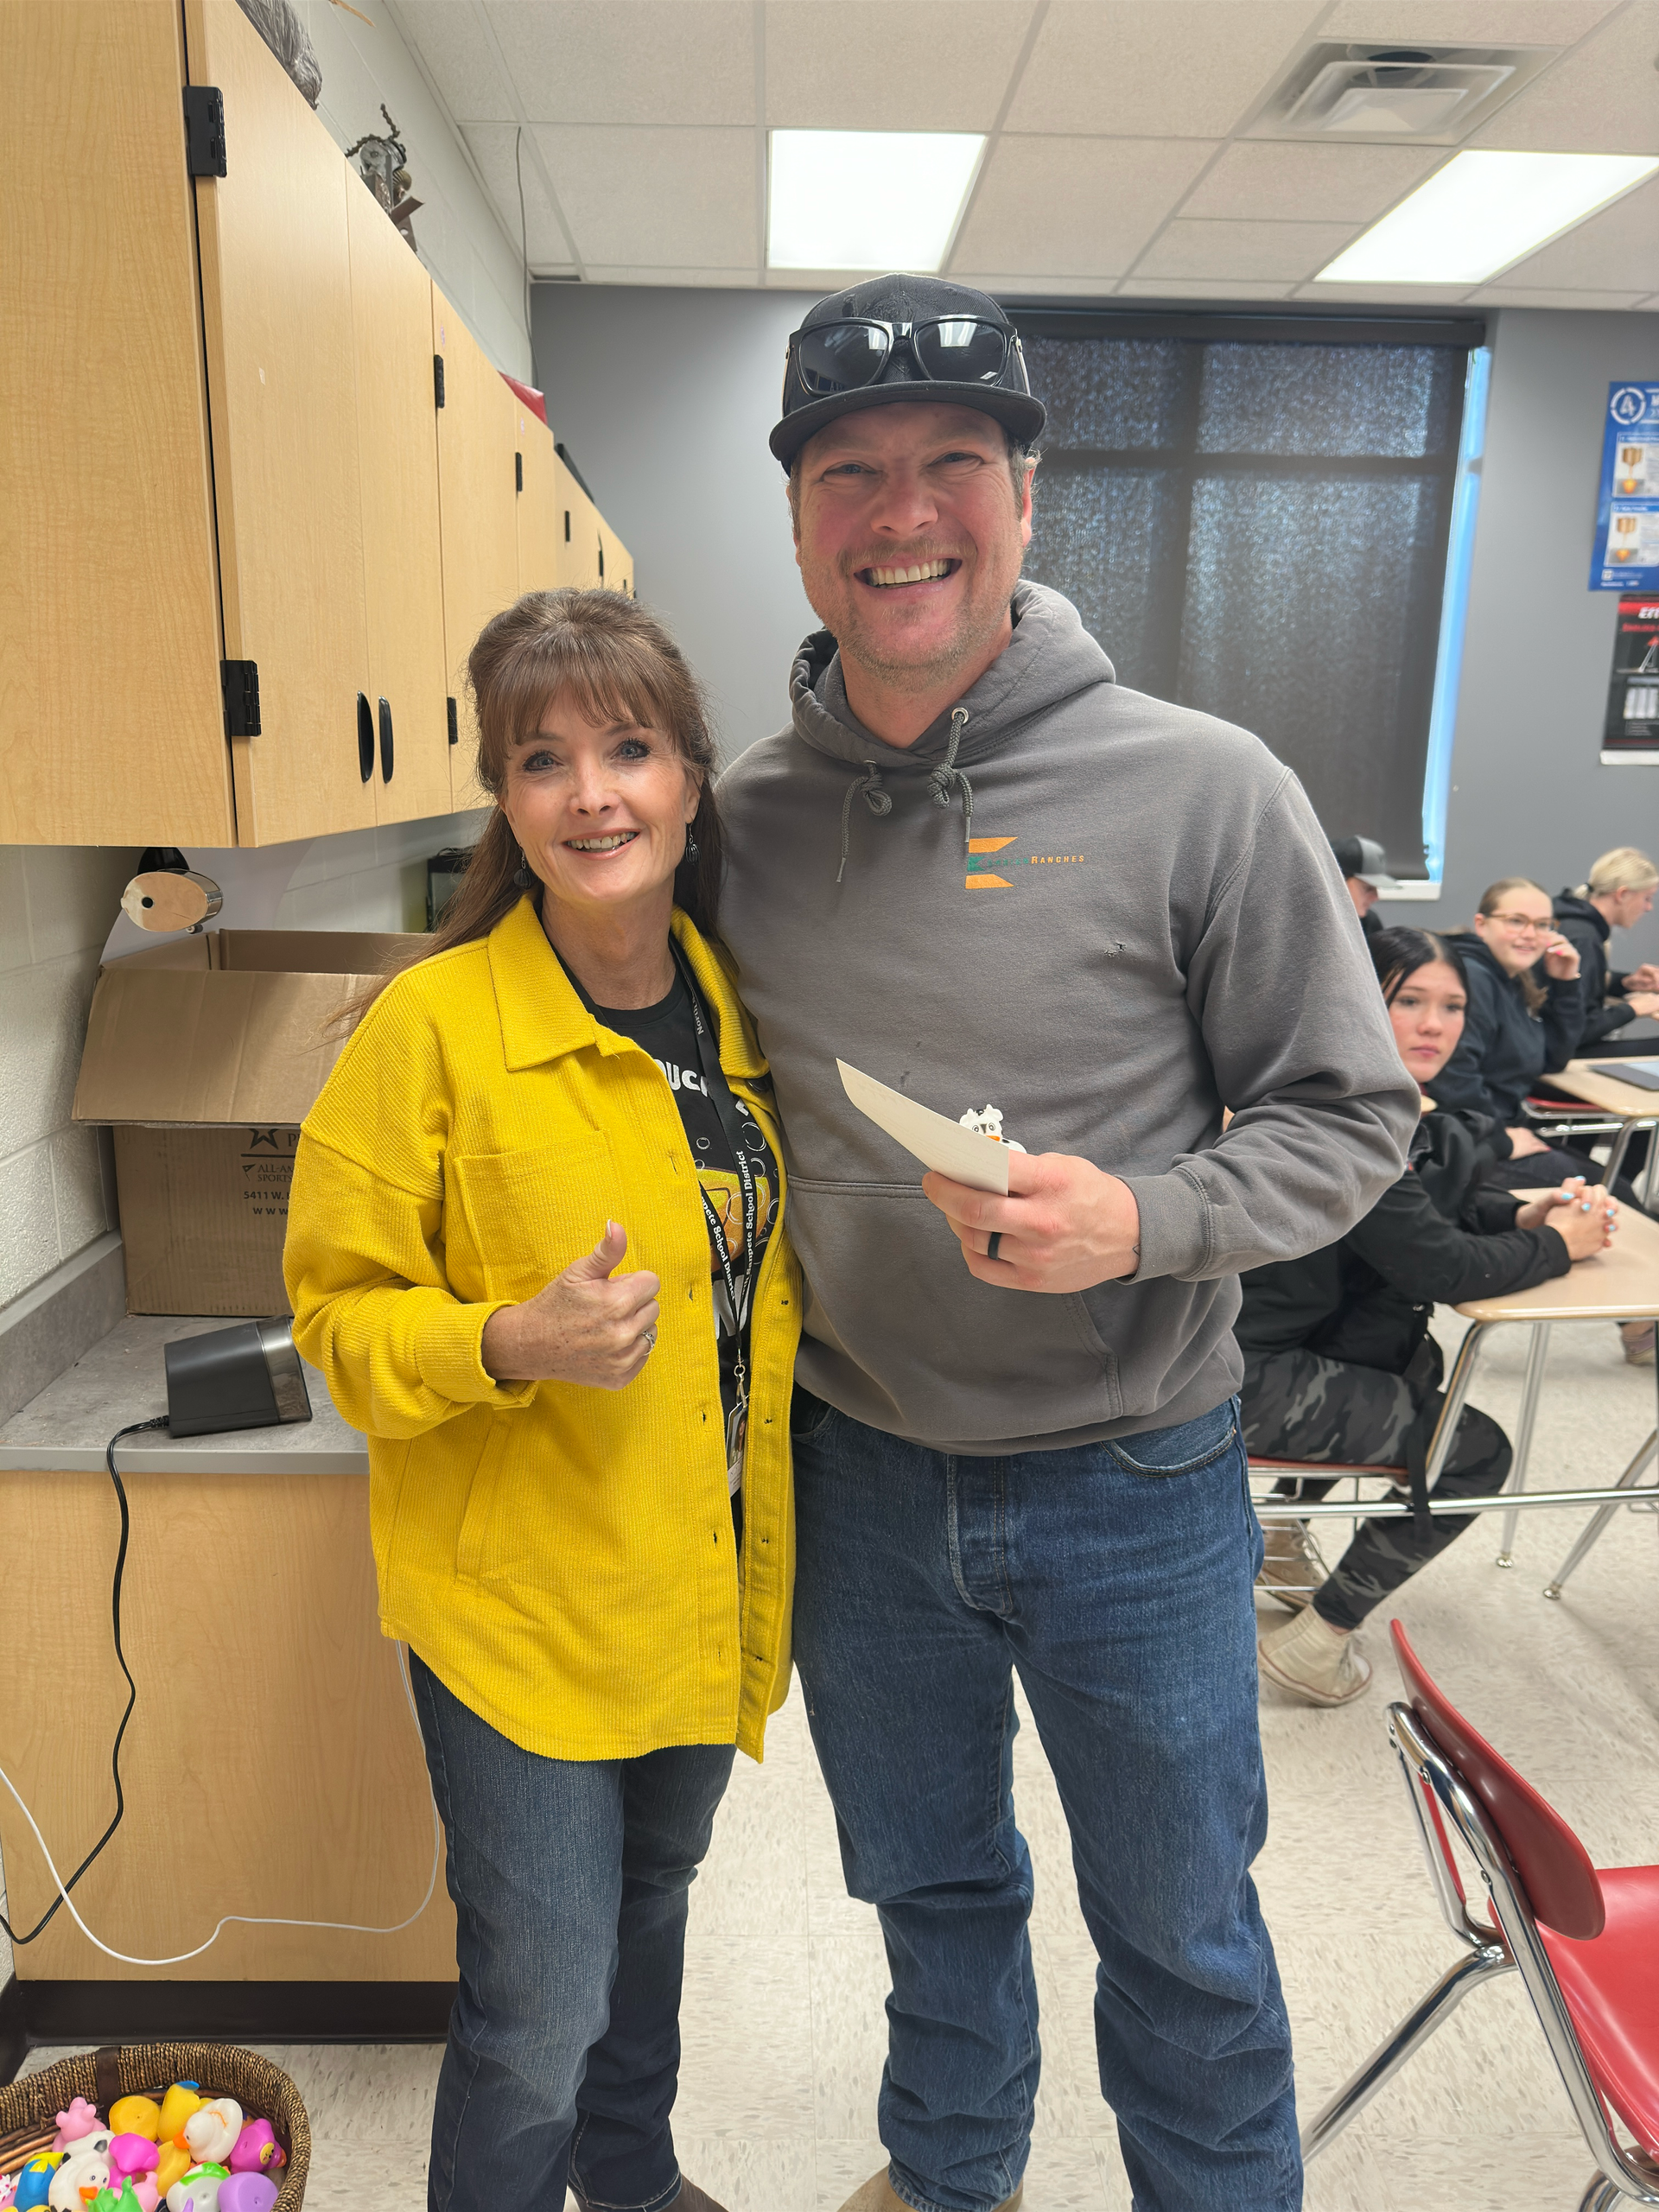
left=1300, top=1946, right=1512, bottom=2162
left=1576, top=2174, right=1625, bottom=2212
left=1542, top=1427, right=1659, bottom=1600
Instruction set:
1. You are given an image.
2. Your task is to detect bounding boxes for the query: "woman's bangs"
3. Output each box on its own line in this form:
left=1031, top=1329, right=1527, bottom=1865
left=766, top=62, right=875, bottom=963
left=501, top=633, right=677, bottom=757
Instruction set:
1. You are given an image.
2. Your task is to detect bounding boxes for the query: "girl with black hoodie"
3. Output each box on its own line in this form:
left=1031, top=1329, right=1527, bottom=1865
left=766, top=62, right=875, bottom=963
left=1238, top=928, right=1617, bottom=1708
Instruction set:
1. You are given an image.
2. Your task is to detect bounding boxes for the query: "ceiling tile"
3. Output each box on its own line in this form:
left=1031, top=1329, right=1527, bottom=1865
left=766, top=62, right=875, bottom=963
left=1115, top=278, right=1298, bottom=297
left=1005, top=2, right=1328, bottom=137
left=1468, top=0, right=1659, bottom=152
left=535, top=124, right=759, bottom=267
left=1135, top=218, right=1361, bottom=281
left=952, top=136, right=1216, bottom=277
left=1292, top=279, right=1477, bottom=301
left=486, top=1, right=755, bottom=125
left=1179, top=141, right=1442, bottom=222
left=764, top=2, right=1034, bottom=130
left=463, top=121, right=571, bottom=264
left=1492, top=175, right=1659, bottom=289
left=953, top=271, right=1130, bottom=296
left=1475, top=286, right=1652, bottom=306
left=1320, top=1, right=1622, bottom=40
left=395, top=1, right=516, bottom=122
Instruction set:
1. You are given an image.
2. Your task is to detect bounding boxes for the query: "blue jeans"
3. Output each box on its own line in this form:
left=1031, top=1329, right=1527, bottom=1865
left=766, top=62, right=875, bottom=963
left=790, top=1392, right=1300, bottom=2212
left=410, top=1653, right=734, bottom=2212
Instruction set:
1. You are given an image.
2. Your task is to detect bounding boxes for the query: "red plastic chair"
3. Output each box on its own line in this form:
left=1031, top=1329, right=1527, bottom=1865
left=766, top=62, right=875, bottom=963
left=1301, top=1622, right=1659, bottom=2208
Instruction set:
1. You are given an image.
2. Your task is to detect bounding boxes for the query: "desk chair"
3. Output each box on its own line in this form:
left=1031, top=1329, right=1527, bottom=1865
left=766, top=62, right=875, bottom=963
left=1248, top=1459, right=1407, bottom=1605
left=1303, top=1623, right=1659, bottom=2209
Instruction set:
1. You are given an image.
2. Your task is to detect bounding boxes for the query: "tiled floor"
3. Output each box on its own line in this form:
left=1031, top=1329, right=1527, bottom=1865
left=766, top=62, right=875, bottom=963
left=18, top=1313, right=1658, bottom=2210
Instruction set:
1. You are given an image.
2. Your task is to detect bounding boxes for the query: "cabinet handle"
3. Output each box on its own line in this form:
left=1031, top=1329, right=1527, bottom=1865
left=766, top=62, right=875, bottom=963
left=357, top=693, right=374, bottom=783
left=379, top=696, right=394, bottom=784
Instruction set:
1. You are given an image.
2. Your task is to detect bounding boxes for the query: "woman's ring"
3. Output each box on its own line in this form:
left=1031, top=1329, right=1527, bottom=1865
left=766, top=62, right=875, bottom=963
left=986, top=1232, right=1001, bottom=1262
left=643, top=1327, right=658, bottom=1352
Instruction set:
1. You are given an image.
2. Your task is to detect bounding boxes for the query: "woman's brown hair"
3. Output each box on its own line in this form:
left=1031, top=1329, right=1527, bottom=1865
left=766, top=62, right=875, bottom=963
left=1477, top=876, right=1550, bottom=1013
left=341, top=589, right=721, bottom=1023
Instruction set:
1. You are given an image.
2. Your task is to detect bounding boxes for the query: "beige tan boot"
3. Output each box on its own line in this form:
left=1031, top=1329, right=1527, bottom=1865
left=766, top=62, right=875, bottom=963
left=1255, top=1519, right=1325, bottom=1611
left=1620, top=1320, right=1656, bottom=1367
left=1258, top=1605, right=1372, bottom=1707
left=836, top=2171, right=1022, bottom=2212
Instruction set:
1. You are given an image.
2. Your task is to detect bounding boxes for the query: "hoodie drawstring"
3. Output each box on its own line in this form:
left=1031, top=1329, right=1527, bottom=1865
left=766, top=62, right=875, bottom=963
left=837, top=761, right=892, bottom=884
left=928, top=708, right=974, bottom=857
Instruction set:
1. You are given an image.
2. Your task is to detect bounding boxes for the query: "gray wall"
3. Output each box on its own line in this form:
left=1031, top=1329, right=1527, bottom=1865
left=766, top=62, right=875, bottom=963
left=535, top=285, right=1659, bottom=975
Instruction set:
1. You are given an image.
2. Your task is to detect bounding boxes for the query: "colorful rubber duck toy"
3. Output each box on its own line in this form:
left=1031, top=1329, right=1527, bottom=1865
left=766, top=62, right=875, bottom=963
left=214, top=2181, right=276, bottom=2212
left=2, top=2171, right=18, bottom=2212
left=105, top=2107, right=159, bottom=2151
left=223, top=2129, right=281, bottom=2183
left=89, top=2184, right=148, bottom=2212
left=178, top=2107, right=239, bottom=2176
left=105, top=2141, right=159, bottom=2212
left=47, top=2138, right=110, bottom=2212
left=50, top=2107, right=102, bottom=2158
left=153, top=2088, right=203, bottom=2202
left=163, top=2165, right=228, bottom=2212
left=15, top=2156, right=63, bottom=2212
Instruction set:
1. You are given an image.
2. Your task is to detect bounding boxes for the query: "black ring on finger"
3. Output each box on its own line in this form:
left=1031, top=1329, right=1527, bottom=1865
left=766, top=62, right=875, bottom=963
left=986, top=1231, right=1001, bottom=1262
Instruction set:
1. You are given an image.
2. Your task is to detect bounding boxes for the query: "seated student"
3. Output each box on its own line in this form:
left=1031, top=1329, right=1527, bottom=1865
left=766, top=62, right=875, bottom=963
left=1554, top=845, right=1659, bottom=1053
left=1239, top=926, right=1616, bottom=1707
left=1330, top=835, right=1398, bottom=941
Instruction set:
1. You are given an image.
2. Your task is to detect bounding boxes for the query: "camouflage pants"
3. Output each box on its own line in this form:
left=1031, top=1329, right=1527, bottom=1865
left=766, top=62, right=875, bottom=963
left=1240, top=1338, right=1511, bottom=1632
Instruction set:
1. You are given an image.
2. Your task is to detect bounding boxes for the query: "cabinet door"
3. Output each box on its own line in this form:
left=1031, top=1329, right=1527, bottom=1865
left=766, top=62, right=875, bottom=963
left=186, top=0, right=373, bottom=847
left=1, top=0, right=232, bottom=846
left=517, top=416, right=562, bottom=595
left=345, top=179, right=451, bottom=828
left=553, top=457, right=603, bottom=590
left=600, top=521, right=633, bottom=598
left=433, top=295, right=519, bottom=809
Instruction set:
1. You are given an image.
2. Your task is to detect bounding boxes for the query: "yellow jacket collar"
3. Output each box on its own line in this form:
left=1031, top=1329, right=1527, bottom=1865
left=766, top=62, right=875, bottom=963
left=487, top=895, right=768, bottom=1082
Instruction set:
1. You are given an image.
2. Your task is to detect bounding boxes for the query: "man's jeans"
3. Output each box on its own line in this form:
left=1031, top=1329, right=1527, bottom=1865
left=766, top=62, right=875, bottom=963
left=410, top=1652, right=734, bottom=2212
left=790, top=1391, right=1300, bottom=2212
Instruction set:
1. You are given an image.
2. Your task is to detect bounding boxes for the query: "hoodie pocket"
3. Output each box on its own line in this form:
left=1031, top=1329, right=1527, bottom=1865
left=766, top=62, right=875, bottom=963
left=787, top=1179, right=1122, bottom=1444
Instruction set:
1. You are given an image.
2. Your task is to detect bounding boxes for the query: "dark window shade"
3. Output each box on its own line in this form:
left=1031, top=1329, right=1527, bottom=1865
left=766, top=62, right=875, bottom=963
left=1016, top=321, right=1474, bottom=879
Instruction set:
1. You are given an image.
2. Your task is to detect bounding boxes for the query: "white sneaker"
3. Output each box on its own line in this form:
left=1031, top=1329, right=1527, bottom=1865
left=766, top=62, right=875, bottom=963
left=1620, top=1321, right=1656, bottom=1368
left=1258, top=1606, right=1372, bottom=1707
left=1255, top=1519, right=1326, bottom=1611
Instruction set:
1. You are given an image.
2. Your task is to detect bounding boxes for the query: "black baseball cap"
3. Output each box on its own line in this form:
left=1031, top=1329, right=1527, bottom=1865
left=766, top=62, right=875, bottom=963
left=1331, top=836, right=1402, bottom=887
left=769, top=274, right=1046, bottom=471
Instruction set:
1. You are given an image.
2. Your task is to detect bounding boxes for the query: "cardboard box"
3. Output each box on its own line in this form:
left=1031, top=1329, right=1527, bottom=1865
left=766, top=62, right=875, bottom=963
left=73, top=930, right=419, bottom=1316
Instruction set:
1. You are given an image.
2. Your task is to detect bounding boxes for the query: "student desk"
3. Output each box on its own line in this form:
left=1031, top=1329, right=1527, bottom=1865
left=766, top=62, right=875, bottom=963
left=1440, top=1198, right=1659, bottom=1582
left=1541, top=1058, right=1659, bottom=1211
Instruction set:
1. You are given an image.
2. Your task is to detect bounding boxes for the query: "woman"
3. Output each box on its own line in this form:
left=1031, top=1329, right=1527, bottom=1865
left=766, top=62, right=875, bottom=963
left=285, top=589, right=799, bottom=2212
left=1237, top=928, right=1616, bottom=1708
left=1553, top=845, right=1659, bottom=1052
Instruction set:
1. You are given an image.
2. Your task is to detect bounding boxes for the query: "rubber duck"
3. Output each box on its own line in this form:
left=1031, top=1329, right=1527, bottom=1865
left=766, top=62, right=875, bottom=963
left=214, top=2183, right=276, bottom=2212
left=105, top=2107, right=158, bottom=2149
left=16, top=2157, right=62, bottom=2212
left=153, top=2094, right=200, bottom=2155
left=3, top=2171, right=18, bottom=2212
left=164, top=2166, right=227, bottom=2212
left=88, top=2186, right=146, bottom=2212
left=149, top=2152, right=189, bottom=2204
left=51, top=2107, right=102, bottom=2157
left=177, top=2109, right=238, bottom=2176
left=222, top=2130, right=280, bottom=2183
left=105, top=2146, right=156, bottom=2192
left=47, top=2144, right=106, bottom=2212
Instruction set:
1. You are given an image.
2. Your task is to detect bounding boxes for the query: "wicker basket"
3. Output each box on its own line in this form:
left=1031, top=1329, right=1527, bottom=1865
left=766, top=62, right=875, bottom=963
left=0, top=2044, right=308, bottom=2210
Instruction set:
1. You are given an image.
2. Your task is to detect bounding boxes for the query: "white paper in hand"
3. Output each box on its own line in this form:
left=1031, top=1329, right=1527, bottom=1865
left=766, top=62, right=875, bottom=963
left=836, top=1060, right=1010, bottom=1195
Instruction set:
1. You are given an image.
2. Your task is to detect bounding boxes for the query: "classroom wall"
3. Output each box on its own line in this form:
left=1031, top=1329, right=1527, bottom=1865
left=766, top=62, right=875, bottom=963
left=535, top=285, right=1659, bottom=976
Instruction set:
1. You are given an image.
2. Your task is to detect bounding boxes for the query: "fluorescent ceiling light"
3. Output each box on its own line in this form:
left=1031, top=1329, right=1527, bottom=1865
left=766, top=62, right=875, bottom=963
left=767, top=130, right=984, bottom=273
left=1315, top=149, right=1659, bottom=285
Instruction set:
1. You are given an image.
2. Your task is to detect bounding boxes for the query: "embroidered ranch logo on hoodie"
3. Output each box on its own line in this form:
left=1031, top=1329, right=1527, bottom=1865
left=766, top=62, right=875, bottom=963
left=966, top=835, right=1085, bottom=888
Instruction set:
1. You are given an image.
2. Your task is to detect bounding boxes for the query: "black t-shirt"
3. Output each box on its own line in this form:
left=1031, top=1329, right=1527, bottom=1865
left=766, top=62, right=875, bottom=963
left=580, top=967, right=776, bottom=1484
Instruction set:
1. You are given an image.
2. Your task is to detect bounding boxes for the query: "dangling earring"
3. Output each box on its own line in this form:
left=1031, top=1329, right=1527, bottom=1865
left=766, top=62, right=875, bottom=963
left=683, top=827, right=700, bottom=866
left=512, top=847, right=533, bottom=890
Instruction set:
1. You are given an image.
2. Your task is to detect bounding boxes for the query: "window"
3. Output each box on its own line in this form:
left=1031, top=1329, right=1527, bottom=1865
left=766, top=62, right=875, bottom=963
left=1015, top=313, right=1484, bottom=881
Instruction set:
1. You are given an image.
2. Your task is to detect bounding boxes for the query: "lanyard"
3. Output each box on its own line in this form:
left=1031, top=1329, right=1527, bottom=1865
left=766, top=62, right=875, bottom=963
left=670, top=943, right=760, bottom=1465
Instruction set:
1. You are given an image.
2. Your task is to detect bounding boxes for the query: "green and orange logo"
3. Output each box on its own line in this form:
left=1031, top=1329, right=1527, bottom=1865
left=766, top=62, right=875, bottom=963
left=965, top=838, right=1085, bottom=888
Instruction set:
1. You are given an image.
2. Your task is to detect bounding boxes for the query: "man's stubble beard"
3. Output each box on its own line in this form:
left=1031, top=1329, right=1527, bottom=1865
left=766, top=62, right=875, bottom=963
left=806, top=555, right=1021, bottom=699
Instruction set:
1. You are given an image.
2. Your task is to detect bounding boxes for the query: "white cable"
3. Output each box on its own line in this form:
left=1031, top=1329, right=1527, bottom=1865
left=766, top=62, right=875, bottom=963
left=0, top=1643, right=442, bottom=1967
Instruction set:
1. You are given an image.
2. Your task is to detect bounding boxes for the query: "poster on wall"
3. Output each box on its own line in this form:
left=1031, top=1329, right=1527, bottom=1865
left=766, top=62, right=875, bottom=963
left=1604, top=594, right=1659, bottom=765
left=1591, top=382, right=1659, bottom=590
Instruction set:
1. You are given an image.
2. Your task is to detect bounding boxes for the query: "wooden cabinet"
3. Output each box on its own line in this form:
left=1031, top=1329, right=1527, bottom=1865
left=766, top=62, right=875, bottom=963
left=4, top=0, right=638, bottom=848
left=600, top=520, right=634, bottom=598
left=433, top=296, right=519, bottom=809
left=346, top=175, right=452, bottom=828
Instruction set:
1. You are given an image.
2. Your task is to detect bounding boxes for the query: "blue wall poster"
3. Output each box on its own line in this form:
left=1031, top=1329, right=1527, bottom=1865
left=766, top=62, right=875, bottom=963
left=1592, top=382, right=1659, bottom=590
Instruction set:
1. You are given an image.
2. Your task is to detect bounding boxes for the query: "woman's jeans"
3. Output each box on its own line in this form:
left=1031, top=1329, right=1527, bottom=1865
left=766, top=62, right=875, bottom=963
left=790, top=1390, right=1300, bottom=2212
left=409, top=1652, right=734, bottom=2212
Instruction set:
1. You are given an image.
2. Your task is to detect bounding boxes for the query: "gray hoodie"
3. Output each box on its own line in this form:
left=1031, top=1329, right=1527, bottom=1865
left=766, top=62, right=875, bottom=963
left=717, top=582, right=1418, bottom=1453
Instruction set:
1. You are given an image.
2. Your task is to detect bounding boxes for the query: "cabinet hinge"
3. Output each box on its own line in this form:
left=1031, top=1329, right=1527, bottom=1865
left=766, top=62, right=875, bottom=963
left=221, top=659, right=260, bottom=737
left=447, top=696, right=459, bottom=747
left=515, top=451, right=524, bottom=493
left=183, top=86, right=226, bottom=178
left=433, top=353, right=445, bottom=409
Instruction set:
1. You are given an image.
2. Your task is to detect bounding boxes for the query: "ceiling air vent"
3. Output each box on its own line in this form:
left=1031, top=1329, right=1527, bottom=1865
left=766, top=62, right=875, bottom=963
left=1249, top=43, right=1554, bottom=144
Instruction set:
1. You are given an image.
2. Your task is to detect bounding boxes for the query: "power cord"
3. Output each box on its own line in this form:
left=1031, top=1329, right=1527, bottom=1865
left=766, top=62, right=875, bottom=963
left=0, top=1416, right=442, bottom=1966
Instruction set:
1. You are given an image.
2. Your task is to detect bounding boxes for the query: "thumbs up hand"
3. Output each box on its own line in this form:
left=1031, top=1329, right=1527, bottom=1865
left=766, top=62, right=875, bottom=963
left=481, top=1222, right=662, bottom=1389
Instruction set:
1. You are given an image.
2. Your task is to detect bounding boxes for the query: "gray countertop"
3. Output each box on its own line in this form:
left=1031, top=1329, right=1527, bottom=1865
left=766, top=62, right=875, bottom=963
left=0, top=1314, right=368, bottom=1473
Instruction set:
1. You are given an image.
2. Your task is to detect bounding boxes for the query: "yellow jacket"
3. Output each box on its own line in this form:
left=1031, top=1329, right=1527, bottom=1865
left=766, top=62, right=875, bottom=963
left=284, top=899, right=800, bottom=1763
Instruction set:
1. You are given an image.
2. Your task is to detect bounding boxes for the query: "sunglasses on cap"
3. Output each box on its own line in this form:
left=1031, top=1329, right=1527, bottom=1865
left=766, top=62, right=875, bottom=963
left=787, top=317, right=1031, bottom=402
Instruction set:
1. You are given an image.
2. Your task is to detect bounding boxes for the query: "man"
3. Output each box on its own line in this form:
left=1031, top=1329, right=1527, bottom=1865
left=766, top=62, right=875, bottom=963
left=1329, top=834, right=1402, bottom=939
left=717, top=276, right=1417, bottom=2212
left=1553, top=844, right=1659, bottom=1053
